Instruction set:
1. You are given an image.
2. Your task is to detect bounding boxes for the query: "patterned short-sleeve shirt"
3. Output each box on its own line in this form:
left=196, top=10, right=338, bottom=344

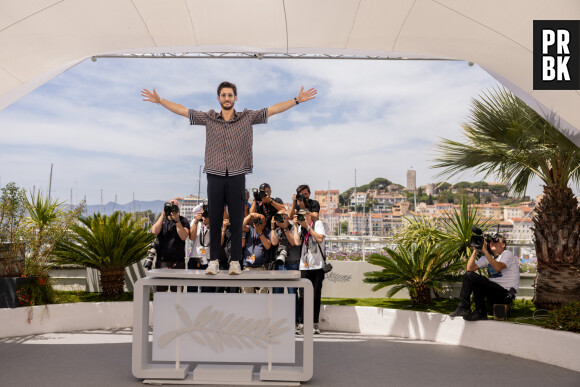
left=189, top=108, right=268, bottom=176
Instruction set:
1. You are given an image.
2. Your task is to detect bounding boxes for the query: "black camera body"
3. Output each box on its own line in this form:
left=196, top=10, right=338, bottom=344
left=297, top=214, right=305, bottom=222
left=164, top=202, right=178, bottom=215
left=273, top=213, right=285, bottom=223
left=296, top=193, right=304, bottom=202
left=471, top=227, right=499, bottom=251
left=252, top=188, right=268, bottom=202
left=202, top=200, right=209, bottom=218
left=252, top=217, right=263, bottom=225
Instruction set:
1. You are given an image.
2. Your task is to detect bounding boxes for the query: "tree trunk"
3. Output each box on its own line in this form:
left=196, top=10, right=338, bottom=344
left=99, top=268, right=125, bottom=298
left=533, top=265, right=580, bottom=309
left=411, top=284, right=431, bottom=305
left=532, top=185, right=580, bottom=309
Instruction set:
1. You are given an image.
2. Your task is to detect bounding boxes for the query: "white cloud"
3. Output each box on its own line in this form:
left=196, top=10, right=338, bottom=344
left=0, top=58, right=560, bottom=204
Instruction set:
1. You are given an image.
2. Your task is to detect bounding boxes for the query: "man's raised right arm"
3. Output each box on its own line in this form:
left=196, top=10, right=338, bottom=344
left=141, top=88, right=188, bottom=117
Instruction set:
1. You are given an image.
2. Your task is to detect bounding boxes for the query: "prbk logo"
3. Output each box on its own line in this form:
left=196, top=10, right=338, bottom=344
left=533, top=20, right=579, bottom=90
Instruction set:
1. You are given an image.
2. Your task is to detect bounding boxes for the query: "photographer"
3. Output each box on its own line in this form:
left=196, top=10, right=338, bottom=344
left=293, top=209, right=326, bottom=334
left=151, top=199, right=190, bottom=292
left=289, top=185, right=320, bottom=222
left=187, top=210, right=214, bottom=293
left=450, top=233, right=520, bottom=321
left=250, top=183, right=285, bottom=229
left=241, top=213, right=271, bottom=293
left=270, top=209, right=301, bottom=330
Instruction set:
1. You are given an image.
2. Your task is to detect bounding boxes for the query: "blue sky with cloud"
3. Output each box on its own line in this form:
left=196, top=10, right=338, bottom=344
left=0, top=58, right=552, bottom=205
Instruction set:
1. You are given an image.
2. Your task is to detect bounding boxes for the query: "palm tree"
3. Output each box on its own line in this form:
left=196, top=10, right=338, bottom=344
left=53, top=212, right=156, bottom=298
left=432, top=87, right=580, bottom=309
left=363, top=243, right=463, bottom=305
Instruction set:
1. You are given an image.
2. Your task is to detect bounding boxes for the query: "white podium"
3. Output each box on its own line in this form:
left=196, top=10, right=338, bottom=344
left=132, top=269, right=313, bottom=385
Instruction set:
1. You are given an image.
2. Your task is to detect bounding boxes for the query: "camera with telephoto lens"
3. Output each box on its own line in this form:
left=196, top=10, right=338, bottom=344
left=274, top=213, right=285, bottom=223
left=470, top=227, right=499, bottom=251
left=164, top=202, right=178, bottom=216
left=202, top=200, right=209, bottom=218
left=275, top=244, right=288, bottom=267
left=252, top=217, right=263, bottom=225
left=143, top=241, right=158, bottom=270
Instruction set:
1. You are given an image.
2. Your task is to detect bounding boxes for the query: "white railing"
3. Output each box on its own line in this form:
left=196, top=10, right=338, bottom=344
left=325, top=236, right=536, bottom=262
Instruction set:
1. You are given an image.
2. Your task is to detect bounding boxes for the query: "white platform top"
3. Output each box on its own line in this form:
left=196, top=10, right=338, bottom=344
left=147, top=269, right=301, bottom=280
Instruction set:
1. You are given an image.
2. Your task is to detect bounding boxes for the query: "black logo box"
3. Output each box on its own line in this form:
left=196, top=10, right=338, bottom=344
left=533, top=20, right=580, bottom=90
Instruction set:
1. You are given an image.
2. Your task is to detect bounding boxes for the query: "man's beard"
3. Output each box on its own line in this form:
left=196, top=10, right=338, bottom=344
left=220, top=101, right=234, bottom=110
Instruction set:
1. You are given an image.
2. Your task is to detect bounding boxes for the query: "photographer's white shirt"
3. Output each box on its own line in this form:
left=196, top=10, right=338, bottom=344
left=476, top=249, right=520, bottom=292
left=189, top=223, right=210, bottom=264
left=298, top=220, right=326, bottom=270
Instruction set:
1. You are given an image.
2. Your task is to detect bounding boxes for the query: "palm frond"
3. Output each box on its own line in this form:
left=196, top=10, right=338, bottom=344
left=432, top=86, right=580, bottom=195
left=53, top=211, right=156, bottom=270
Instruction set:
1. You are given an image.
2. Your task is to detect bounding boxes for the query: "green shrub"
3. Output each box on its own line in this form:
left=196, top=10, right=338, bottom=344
left=544, top=302, right=580, bottom=333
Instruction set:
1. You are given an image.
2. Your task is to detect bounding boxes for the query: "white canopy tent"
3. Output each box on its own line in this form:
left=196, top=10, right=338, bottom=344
left=1, top=0, right=579, bottom=144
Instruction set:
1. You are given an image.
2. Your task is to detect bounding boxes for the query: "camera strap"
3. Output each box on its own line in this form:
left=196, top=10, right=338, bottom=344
left=199, top=224, right=209, bottom=247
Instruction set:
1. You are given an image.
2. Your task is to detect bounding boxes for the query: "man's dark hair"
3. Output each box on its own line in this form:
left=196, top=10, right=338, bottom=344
left=497, top=234, right=507, bottom=245
left=296, top=184, right=311, bottom=194
left=217, top=81, right=237, bottom=96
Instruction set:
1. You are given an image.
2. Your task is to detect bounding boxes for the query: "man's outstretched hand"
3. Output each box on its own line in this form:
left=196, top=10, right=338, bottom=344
left=141, top=88, right=161, bottom=104
left=297, top=86, right=317, bottom=103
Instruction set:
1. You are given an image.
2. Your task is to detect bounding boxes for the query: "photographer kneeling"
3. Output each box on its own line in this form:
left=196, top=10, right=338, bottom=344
left=151, top=199, right=190, bottom=292
left=450, top=233, right=519, bottom=321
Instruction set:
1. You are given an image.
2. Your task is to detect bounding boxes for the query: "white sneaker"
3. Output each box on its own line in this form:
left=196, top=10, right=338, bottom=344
left=229, top=261, right=242, bottom=275
left=295, top=323, right=304, bottom=335
left=205, top=260, right=219, bottom=275
left=313, top=323, right=321, bottom=335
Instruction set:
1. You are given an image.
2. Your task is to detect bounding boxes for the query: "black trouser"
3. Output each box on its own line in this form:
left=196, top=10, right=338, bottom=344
left=154, top=260, right=185, bottom=292
left=298, top=269, right=325, bottom=324
left=458, top=271, right=510, bottom=315
left=207, top=173, right=245, bottom=263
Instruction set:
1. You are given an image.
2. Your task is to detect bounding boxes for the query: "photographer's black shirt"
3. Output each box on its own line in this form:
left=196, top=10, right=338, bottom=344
left=157, top=216, right=190, bottom=262
left=257, top=202, right=277, bottom=229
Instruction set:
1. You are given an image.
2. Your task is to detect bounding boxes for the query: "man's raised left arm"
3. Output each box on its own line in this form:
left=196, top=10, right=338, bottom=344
left=267, top=86, right=317, bottom=118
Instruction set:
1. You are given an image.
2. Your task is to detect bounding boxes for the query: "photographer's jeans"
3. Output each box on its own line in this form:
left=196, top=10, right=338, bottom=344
left=298, top=269, right=325, bottom=324
left=459, top=271, right=510, bottom=314
left=273, top=262, right=299, bottom=323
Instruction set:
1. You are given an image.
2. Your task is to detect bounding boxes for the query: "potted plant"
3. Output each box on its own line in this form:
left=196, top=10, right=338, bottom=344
left=0, top=183, right=27, bottom=308
left=16, top=189, right=84, bottom=318
left=0, top=182, right=84, bottom=311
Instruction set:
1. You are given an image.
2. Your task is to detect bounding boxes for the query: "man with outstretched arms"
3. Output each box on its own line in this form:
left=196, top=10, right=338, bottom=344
left=142, top=82, right=316, bottom=275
